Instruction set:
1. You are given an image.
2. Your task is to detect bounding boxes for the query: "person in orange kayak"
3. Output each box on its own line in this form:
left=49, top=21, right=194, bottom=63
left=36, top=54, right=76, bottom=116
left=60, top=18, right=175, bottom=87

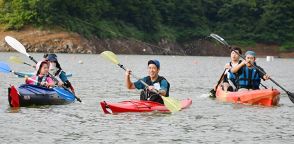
left=25, top=61, right=54, bottom=88
left=222, top=47, right=242, bottom=92
left=231, top=51, right=270, bottom=91
left=125, top=60, right=170, bottom=104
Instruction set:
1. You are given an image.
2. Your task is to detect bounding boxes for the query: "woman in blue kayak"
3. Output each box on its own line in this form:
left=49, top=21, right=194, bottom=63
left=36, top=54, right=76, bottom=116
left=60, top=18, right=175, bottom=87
left=44, top=54, right=76, bottom=94
left=125, top=60, right=170, bottom=104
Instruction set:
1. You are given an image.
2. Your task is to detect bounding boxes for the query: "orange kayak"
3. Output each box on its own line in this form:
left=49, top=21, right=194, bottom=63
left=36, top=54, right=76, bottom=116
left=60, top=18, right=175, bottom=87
left=216, top=87, right=280, bottom=106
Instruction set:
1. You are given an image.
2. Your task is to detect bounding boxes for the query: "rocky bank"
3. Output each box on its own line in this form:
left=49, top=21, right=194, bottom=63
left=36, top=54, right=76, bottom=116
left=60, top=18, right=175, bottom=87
left=0, top=27, right=293, bottom=57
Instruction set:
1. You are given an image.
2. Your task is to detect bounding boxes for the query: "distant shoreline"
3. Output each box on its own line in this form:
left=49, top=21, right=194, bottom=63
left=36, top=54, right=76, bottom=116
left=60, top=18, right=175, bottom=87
left=1, top=27, right=293, bottom=58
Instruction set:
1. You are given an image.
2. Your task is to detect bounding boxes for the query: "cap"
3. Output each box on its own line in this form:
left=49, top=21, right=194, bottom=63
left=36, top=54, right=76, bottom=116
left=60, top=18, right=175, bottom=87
left=47, top=54, right=58, bottom=62
left=148, top=60, right=160, bottom=69
left=245, top=51, right=256, bottom=57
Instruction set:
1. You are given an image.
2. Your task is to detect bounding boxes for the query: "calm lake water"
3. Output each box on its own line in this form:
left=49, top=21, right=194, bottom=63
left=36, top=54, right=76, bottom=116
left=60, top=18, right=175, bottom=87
left=0, top=52, right=294, bottom=143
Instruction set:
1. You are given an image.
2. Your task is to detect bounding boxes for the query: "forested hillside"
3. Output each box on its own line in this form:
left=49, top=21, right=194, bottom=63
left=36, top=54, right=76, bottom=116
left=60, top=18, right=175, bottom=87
left=1, top=0, right=293, bottom=50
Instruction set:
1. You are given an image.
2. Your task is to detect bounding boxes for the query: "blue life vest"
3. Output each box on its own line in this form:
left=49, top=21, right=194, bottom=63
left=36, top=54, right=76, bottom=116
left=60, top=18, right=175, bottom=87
left=237, top=66, right=261, bottom=89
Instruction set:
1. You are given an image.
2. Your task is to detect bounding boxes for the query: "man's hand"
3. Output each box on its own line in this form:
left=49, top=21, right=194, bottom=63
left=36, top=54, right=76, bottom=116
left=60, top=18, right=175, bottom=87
left=263, top=74, right=270, bottom=80
left=224, top=63, right=231, bottom=69
left=147, top=86, right=155, bottom=91
left=241, top=60, right=248, bottom=66
left=125, top=69, right=131, bottom=77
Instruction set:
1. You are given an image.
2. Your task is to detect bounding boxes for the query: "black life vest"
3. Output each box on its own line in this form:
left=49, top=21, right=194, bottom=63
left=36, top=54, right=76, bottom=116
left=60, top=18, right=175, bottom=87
left=237, top=66, right=261, bottom=90
left=140, top=76, right=170, bottom=104
left=227, top=60, right=242, bottom=86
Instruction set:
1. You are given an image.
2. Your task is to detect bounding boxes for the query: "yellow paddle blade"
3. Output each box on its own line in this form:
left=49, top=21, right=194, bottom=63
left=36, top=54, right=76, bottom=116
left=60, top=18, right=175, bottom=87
left=9, top=56, right=23, bottom=64
left=100, top=51, right=119, bottom=65
left=161, top=96, right=181, bottom=113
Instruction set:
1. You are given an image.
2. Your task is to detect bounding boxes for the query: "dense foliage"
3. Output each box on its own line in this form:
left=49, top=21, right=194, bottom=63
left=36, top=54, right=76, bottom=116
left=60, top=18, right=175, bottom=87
left=0, top=0, right=293, bottom=49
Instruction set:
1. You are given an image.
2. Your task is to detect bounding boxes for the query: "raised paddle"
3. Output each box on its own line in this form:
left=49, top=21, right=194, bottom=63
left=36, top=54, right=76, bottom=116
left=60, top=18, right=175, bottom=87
left=209, top=68, right=227, bottom=98
left=9, top=56, right=35, bottom=68
left=100, top=51, right=181, bottom=113
left=210, top=33, right=294, bottom=103
left=4, top=36, right=82, bottom=103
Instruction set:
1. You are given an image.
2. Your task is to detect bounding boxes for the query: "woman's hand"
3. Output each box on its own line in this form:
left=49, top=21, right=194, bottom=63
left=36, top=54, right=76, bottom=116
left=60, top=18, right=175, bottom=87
left=40, top=82, right=47, bottom=86
left=58, top=81, right=64, bottom=86
left=24, top=76, right=29, bottom=81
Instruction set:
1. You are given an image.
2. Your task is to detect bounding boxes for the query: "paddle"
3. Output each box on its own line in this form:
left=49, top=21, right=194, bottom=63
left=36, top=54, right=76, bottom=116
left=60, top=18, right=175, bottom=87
left=210, top=33, right=294, bottom=103
left=209, top=68, right=227, bottom=98
left=4, top=36, right=82, bottom=103
left=0, top=61, right=29, bottom=77
left=0, top=61, right=45, bottom=83
left=100, top=51, right=181, bottom=113
left=9, top=56, right=35, bottom=68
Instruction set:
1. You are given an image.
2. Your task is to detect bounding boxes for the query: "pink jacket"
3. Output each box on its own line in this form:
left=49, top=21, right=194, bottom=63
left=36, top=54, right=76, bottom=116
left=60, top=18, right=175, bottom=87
left=26, top=75, right=54, bottom=85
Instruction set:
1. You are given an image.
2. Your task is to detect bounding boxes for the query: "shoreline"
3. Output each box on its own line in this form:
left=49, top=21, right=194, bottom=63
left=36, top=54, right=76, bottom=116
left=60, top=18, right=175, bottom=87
left=1, top=27, right=293, bottom=58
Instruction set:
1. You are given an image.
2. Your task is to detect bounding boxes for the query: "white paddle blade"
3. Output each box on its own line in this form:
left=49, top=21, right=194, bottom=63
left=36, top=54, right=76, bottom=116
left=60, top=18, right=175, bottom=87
left=100, top=51, right=120, bottom=65
left=210, top=33, right=229, bottom=47
left=5, top=36, right=29, bottom=57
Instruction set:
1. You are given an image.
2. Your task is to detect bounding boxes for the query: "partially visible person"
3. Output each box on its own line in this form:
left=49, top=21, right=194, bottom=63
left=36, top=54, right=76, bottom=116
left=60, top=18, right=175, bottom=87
left=46, top=54, right=75, bottom=94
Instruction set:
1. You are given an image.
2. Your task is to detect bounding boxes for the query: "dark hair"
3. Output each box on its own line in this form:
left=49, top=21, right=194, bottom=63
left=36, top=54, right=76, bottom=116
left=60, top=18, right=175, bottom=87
left=231, top=47, right=242, bottom=54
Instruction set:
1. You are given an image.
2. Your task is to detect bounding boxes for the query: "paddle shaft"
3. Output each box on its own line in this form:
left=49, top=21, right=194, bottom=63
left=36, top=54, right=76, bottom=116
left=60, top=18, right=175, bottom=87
left=10, top=70, right=53, bottom=86
left=23, top=62, right=34, bottom=67
left=215, top=69, right=227, bottom=90
left=118, top=64, right=164, bottom=96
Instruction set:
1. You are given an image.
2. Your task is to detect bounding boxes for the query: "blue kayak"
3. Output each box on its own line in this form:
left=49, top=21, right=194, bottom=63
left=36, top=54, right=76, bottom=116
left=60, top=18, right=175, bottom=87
left=15, top=72, right=73, bottom=78
left=8, top=84, right=75, bottom=107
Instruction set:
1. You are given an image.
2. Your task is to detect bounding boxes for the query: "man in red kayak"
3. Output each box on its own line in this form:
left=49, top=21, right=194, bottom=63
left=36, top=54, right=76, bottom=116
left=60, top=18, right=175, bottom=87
left=125, top=60, right=170, bottom=104
left=231, top=51, right=270, bottom=91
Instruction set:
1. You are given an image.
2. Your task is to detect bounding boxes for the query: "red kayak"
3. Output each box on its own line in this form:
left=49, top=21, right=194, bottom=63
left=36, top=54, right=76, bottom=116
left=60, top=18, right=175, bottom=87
left=216, top=87, right=280, bottom=106
left=100, top=99, right=192, bottom=114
